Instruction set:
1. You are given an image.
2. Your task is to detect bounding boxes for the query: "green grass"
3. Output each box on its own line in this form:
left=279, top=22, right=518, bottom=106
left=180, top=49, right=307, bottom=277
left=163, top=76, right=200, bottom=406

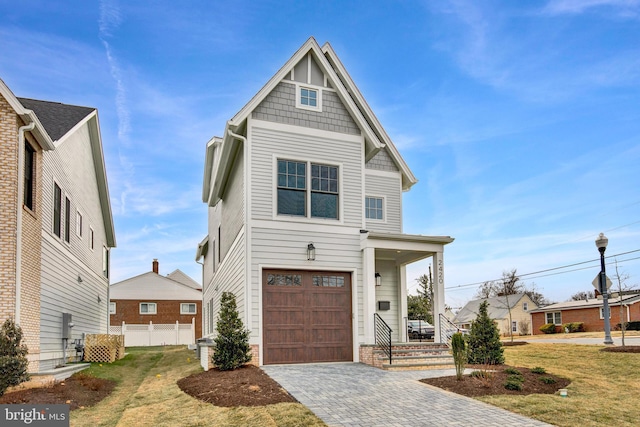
left=70, top=346, right=325, bottom=427
left=477, top=343, right=640, bottom=426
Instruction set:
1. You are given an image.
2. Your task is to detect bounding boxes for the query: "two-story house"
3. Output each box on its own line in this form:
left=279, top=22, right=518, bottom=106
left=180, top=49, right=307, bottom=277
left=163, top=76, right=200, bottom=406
left=197, top=38, right=453, bottom=366
left=0, top=78, right=116, bottom=373
left=453, top=293, right=538, bottom=336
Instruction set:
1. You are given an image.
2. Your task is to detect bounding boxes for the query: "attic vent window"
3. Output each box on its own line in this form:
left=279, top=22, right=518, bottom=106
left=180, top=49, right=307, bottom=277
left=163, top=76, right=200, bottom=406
left=296, top=85, right=322, bottom=111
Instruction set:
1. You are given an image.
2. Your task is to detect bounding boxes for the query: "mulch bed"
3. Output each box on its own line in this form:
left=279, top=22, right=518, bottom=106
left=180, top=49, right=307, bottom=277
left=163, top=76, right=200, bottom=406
left=177, top=364, right=297, bottom=407
left=601, top=345, right=640, bottom=353
left=420, top=365, right=570, bottom=398
left=0, top=373, right=115, bottom=410
left=502, top=341, right=529, bottom=346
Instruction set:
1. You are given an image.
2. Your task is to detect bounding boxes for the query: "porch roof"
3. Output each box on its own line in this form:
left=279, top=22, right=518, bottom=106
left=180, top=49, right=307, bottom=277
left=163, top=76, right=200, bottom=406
left=361, top=231, right=454, bottom=265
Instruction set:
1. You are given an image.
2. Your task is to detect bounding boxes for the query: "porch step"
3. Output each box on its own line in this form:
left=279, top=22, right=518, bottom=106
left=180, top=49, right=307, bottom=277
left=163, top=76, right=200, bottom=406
left=373, top=343, right=455, bottom=371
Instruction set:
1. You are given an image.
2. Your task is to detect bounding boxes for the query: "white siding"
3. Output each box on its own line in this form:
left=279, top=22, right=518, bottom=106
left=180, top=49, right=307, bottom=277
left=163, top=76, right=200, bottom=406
left=365, top=172, right=402, bottom=233
left=250, top=227, right=363, bottom=339
left=220, top=147, right=244, bottom=259
left=374, top=259, right=401, bottom=341
left=39, top=119, right=110, bottom=369
left=250, top=122, right=363, bottom=227
left=203, top=230, right=246, bottom=338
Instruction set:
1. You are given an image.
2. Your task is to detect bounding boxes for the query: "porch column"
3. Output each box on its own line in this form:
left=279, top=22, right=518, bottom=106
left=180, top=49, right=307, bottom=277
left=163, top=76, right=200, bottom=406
left=432, top=251, right=446, bottom=343
left=362, top=246, right=376, bottom=344
left=398, top=264, right=408, bottom=343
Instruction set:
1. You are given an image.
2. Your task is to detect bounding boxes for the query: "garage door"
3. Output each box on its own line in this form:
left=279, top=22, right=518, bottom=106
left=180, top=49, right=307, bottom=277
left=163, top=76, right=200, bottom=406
left=263, top=269, right=352, bottom=364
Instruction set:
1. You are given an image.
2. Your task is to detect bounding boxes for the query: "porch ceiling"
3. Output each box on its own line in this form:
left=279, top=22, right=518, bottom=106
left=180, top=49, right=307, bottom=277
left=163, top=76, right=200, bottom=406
left=361, top=231, right=454, bottom=266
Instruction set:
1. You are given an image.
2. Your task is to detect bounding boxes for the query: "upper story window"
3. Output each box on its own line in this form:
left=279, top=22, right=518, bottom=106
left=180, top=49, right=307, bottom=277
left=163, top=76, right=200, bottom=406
left=89, top=227, right=95, bottom=250
left=181, top=303, right=197, bottom=314
left=365, top=196, right=384, bottom=220
left=24, top=142, right=35, bottom=211
left=522, top=302, right=528, bottom=311
left=277, top=159, right=339, bottom=219
left=103, top=246, right=109, bottom=278
left=53, top=183, right=62, bottom=237
left=140, top=302, right=156, bottom=314
left=296, top=85, right=322, bottom=112
left=76, top=211, right=83, bottom=238
left=64, top=196, right=71, bottom=243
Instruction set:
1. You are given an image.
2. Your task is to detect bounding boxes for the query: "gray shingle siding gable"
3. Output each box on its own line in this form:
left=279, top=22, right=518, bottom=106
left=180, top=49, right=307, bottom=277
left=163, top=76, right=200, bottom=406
left=366, top=147, right=399, bottom=172
left=251, top=81, right=360, bottom=135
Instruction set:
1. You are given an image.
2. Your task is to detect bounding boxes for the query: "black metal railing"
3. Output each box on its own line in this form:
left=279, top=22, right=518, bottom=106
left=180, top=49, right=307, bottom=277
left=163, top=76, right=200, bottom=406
left=374, top=313, right=392, bottom=365
left=439, top=313, right=460, bottom=347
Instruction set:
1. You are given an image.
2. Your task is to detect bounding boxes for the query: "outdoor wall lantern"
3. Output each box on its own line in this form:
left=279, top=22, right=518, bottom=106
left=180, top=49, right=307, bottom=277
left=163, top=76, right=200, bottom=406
left=307, top=243, right=316, bottom=261
left=375, top=272, right=382, bottom=287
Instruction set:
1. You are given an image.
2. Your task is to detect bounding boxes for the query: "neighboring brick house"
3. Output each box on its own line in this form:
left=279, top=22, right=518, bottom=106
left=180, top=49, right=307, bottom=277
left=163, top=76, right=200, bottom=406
left=109, top=259, right=202, bottom=340
left=0, top=78, right=116, bottom=372
left=197, top=37, right=454, bottom=366
left=453, top=293, right=537, bottom=336
left=530, top=292, right=640, bottom=334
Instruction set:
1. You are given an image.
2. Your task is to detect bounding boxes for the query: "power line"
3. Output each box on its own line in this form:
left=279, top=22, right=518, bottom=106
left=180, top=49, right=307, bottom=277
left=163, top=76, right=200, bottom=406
left=443, top=249, right=640, bottom=291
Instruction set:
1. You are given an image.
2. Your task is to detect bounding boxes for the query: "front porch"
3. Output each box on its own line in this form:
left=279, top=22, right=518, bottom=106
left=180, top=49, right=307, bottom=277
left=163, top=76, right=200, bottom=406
left=359, top=342, right=454, bottom=370
left=360, top=231, right=454, bottom=347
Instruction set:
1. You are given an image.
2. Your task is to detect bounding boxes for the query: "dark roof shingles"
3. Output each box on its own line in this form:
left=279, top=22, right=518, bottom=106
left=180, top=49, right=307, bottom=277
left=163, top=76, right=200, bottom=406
left=17, top=98, right=94, bottom=141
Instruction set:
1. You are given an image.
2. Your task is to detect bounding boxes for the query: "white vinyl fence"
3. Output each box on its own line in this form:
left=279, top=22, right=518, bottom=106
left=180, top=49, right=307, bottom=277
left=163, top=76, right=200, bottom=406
left=109, top=319, right=195, bottom=347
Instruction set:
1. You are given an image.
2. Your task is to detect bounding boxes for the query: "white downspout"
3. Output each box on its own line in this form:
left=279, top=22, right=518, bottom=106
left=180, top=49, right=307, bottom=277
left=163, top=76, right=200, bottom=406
left=16, top=122, right=35, bottom=325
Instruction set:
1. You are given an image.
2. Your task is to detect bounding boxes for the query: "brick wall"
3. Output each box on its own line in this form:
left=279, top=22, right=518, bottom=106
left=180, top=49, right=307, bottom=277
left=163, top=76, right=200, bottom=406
left=532, top=303, right=640, bottom=334
left=0, top=94, right=18, bottom=320
left=110, top=299, right=202, bottom=338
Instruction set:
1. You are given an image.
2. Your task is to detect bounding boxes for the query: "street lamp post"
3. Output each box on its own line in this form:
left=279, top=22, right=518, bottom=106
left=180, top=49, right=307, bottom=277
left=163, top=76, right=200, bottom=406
left=595, top=233, right=614, bottom=345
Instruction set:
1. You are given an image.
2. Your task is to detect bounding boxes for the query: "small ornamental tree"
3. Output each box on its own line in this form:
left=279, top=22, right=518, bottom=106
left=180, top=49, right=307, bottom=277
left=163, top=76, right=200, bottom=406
left=212, top=292, right=252, bottom=371
left=466, top=300, right=504, bottom=365
left=451, top=332, right=466, bottom=380
left=0, top=319, right=30, bottom=396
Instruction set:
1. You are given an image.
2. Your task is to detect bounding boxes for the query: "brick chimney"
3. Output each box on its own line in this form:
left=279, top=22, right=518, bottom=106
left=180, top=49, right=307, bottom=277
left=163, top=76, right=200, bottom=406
left=152, top=259, right=159, bottom=274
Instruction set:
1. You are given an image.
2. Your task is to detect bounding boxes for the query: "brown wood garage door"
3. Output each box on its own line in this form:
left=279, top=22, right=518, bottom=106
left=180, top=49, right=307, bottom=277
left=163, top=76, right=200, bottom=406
left=262, top=269, right=352, bottom=365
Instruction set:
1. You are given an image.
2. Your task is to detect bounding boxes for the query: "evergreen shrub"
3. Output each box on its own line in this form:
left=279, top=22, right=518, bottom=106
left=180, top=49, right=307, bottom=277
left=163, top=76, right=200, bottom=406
left=466, top=301, right=504, bottom=365
left=0, top=319, right=30, bottom=396
left=212, top=292, right=252, bottom=371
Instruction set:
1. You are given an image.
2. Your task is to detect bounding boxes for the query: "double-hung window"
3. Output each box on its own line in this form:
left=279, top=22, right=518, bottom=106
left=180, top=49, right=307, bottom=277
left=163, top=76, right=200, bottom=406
left=546, top=312, right=562, bottom=325
left=53, top=183, right=62, bottom=237
left=277, top=159, right=338, bottom=219
left=365, top=196, right=384, bottom=220
left=140, top=302, right=157, bottom=314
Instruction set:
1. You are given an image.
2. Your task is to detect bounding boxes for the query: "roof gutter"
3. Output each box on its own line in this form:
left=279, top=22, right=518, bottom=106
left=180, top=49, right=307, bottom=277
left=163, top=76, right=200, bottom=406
left=15, top=121, right=36, bottom=324
left=210, top=126, right=245, bottom=205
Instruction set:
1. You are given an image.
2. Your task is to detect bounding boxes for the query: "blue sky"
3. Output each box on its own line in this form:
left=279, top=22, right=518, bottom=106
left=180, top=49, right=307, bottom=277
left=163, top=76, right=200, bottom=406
left=1, top=0, right=639, bottom=308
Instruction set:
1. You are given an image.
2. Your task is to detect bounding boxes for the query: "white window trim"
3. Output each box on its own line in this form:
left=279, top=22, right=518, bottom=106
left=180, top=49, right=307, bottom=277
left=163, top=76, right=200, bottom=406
left=180, top=303, right=197, bottom=315
left=295, top=83, right=322, bottom=112
left=89, top=227, right=95, bottom=251
left=139, top=302, right=157, bottom=315
left=109, top=302, right=116, bottom=314
left=76, top=210, right=83, bottom=238
left=53, top=181, right=63, bottom=239
left=546, top=311, right=562, bottom=325
left=512, top=321, right=517, bottom=332
left=365, top=195, right=387, bottom=223
left=272, top=155, right=344, bottom=224
left=63, top=193, right=71, bottom=245
left=523, top=302, right=528, bottom=311
left=599, top=307, right=612, bottom=319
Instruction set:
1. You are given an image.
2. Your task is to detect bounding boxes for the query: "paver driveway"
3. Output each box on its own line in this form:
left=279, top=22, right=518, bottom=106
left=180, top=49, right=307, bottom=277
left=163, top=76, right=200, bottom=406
left=263, top=363, right=551, bottom=427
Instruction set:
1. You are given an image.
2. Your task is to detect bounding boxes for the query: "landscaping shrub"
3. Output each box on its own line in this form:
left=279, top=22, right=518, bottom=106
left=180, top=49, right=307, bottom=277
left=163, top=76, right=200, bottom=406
left=562, top=322, right=584, bottom=333
left=531, top=366, right=546, bottom=374
left=504, top=367, right=522, bottom=375
left=504, top=378, right=523, bottom=391
left=539, top=376, right=557, bottom=384
left=212, top=292, right=252, bottom=371
left=507, top=373, right=524, bottom=383
left=0, top=319, right=30, bottom=396
left=466, top=301, right=504, bottom=365
left=470, top=369, right=494, bottom=387
left=539, top=323, right=557, bottom=334
left=451, top=332, right=466, bottom=381
left=618, top=321, right=640, bottom=331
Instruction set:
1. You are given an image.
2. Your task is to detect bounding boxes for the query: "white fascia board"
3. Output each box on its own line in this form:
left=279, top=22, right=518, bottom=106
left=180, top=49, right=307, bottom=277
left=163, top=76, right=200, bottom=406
left=210, top=125, right=240, bottom=206
left=321, top=42, right=417, bottom=190
left=202, top=137, right=221, bottom=203
left=0, top=78, right=55, bottom=150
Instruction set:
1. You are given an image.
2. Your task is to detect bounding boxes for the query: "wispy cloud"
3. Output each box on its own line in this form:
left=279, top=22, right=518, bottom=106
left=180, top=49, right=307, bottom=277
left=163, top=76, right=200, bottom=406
left=99, top=0, right=130, bottom=141
left=543, top=0, right=640, bottom=17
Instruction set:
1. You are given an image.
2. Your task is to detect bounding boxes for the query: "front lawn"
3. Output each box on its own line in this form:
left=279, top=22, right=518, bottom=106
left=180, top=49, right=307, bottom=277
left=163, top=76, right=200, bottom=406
left=481, top=343, right=640, bottom=426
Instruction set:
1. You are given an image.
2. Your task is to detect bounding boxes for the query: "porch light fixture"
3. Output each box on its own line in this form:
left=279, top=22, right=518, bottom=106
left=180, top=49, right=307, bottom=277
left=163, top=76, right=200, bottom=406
left=375, top=272, right=382, bottom=287
left=307, top=243, right=316, bottom=261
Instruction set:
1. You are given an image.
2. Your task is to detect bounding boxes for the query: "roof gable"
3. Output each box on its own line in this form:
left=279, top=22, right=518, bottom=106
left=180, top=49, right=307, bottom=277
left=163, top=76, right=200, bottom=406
left=110, top=271, right=202, bottom=300
left=17, top=98, right=94, bottom=142
left=454, top=293, right=531, bottom=324
left=167, top=269, right=201, bottom=289
left=205, top=37, right=418, bottom=204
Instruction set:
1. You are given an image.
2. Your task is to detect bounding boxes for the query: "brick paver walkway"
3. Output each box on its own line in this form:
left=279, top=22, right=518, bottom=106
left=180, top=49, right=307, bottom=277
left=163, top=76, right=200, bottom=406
left=263, top=363, right=551, bottom=427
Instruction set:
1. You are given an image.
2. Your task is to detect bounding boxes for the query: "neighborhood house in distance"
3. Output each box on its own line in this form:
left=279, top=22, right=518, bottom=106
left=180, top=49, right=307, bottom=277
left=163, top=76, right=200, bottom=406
left=0, top=78, right=116, bottom=373
left=196, top=37, right=454, bottom=366
left=454, top=293, right=538, bottom=336
left=109, top=259, right=202, bottom=345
